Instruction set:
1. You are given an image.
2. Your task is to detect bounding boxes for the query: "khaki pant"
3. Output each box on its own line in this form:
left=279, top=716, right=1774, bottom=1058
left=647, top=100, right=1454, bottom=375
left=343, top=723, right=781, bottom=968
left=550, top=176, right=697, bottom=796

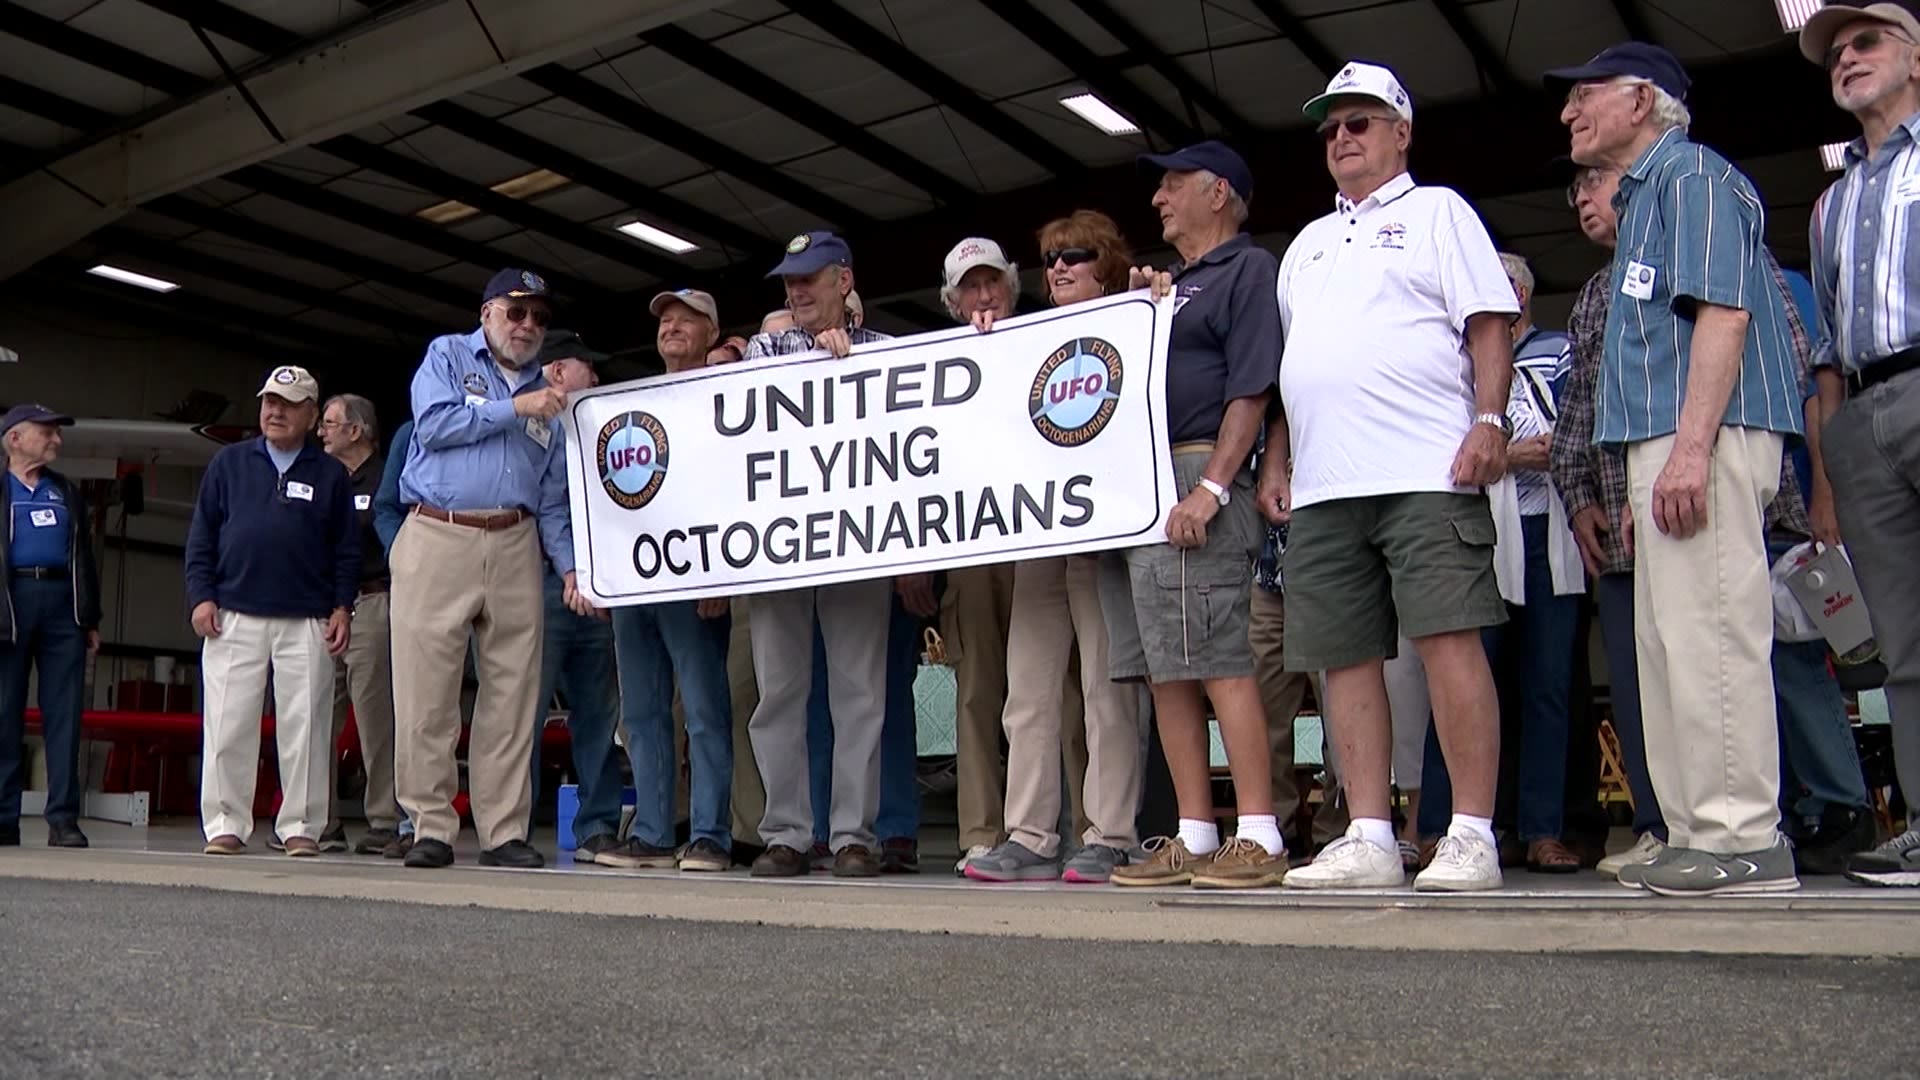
left=199, top=612, right=333, bottom=844
left=1001, top=556, right=1139, bottom=856
left=326, top=589, right=400, bottom=831
left=1628, top=429, right=1783, bottom=854
left=943, top=562, right=1015, bottom=849
left=727, top=597, right=764, bottom=846
left=390, top=513, right=543, bottom=849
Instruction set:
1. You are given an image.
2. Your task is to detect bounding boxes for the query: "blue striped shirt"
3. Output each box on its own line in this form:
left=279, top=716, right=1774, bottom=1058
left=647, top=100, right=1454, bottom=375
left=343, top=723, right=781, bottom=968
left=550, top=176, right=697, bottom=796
left=398, top=328, right=574, bottom=575
left=1509, top=327, right=1570, bottom=516
left=1808, top=111, right=1920, bottom=374
left=1597, top=126, right=1803, bottom=446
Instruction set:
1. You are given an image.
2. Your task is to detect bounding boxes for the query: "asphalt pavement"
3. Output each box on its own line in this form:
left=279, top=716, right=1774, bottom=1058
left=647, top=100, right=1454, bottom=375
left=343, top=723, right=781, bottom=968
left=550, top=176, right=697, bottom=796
left=4, top=878, right=1914, bottom=1078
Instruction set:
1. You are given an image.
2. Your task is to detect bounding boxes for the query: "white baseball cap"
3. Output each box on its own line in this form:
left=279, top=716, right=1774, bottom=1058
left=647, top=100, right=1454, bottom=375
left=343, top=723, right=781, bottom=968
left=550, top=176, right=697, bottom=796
left=942, top=237, right=1013, bottom=289
left=1303, top=61, right=1413, bottom=123
left=257, top=365, right=319, bottom=404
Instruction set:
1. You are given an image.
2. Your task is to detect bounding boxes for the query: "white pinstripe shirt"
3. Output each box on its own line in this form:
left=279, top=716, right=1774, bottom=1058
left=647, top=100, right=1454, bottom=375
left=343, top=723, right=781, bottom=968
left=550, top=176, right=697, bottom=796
left=1809, top=111, right=1920, bottom=374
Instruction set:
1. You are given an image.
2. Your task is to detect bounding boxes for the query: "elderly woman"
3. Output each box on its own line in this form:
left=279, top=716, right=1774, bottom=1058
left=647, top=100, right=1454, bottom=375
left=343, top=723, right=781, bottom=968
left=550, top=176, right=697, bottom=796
left=962, top=210, right=1146, bottom=883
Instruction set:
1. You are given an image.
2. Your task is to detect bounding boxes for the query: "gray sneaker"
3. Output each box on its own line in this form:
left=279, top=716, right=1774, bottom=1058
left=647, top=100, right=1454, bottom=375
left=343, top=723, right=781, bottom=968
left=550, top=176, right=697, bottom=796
left=1844, top=828, right=1920, bottom=887
left=1062, top=844, right=1129, bottom=884
left=961, top=840, right=1061, bottom=882
left=1642, top=837, right=1799, bottom=897
left=1616, top=842, right=1682, bottom=890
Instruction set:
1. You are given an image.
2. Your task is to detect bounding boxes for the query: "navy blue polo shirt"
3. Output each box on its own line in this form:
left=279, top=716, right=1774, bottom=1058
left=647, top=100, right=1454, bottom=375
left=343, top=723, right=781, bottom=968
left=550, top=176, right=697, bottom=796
left=7, top=471, right=70, bottom=569
left=184, top=438, right=360, bottom=619
left=1166, top=233, right=1283, bottom=445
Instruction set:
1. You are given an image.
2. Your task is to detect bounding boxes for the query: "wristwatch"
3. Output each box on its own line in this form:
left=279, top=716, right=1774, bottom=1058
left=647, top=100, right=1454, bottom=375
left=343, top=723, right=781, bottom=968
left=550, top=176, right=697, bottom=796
left=1474, top=411, right=1513, bottom=439
left=1197, top=477, right=1230, bottom=506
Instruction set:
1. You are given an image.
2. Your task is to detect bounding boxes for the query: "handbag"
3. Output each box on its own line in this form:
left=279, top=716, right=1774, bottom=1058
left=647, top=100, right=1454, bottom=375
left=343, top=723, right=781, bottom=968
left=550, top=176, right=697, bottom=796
left=912, top=627, right=957, bottom=758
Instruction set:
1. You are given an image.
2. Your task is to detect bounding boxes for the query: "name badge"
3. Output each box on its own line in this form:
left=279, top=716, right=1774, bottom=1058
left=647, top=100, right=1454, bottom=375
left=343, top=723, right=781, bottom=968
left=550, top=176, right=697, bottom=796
left=29, top=508, right=58, bottom=527
left=525, top=417, right=552, bottom=450
left=354, top=494, right=372, bottom=511
left=1621, top=260, right=1656, bottom=301
left=285, top=481, right=315, bottom=502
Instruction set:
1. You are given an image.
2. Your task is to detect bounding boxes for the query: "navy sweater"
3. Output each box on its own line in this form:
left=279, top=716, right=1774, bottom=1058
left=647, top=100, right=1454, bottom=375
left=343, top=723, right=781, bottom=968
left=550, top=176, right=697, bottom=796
left=185, top=438, right=360, bottom=618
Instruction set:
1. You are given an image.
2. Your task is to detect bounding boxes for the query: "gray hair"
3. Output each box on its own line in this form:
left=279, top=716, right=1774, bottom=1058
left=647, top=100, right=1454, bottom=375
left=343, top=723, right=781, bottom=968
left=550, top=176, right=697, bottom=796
left=1498, top=252, right=1534, bottom=295
left=324, top=393, right=379, bottom=447
left=940, top=263, right=1022, bottom=323
left=1195, top=169, right=1252, bottom=226
left=1608, top=76, right=1691, bottom=132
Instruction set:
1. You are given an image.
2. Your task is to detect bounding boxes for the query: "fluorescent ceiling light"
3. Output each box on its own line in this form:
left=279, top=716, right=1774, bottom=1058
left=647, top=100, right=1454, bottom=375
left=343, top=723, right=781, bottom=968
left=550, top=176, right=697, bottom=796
left=1059, top=92, right=1139, bottom=136
left=616, top=220, right=700, bottom=254
left=87, top=264, right=180, bottom=292
left=416, top=168, right=570, bottom=225
left=1775, top=0, right=1823, bottom=31
left=1820, top=142, right=1849, bottom=171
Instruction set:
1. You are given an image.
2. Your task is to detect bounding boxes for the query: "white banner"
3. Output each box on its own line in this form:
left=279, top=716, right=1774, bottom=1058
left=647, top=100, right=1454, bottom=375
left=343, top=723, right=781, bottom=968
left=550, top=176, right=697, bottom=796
left=560, top=292, right=1176, bottom=606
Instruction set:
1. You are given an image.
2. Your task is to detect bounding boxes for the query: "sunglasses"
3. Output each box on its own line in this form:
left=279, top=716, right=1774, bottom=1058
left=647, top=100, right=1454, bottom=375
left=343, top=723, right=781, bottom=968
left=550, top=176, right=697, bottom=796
left=1317, top=114, right=1399, bottom=142
left=497, top=303, right=551, bottom=328
left=1043, top=247, right=1098, bottom=269
left=1826, top=26, right=1913, bottom=71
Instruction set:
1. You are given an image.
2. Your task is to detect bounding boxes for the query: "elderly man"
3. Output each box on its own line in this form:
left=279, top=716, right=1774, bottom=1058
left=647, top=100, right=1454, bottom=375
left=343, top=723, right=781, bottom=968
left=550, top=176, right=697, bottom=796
left=1270, top=62, right=1518, bottom=893
left=391, top=268, right=589, bottom=870
left=1414, top=251, right=1585, bottom=873
left=1547, top=43, right=1805, bottom=895
left=0, top=405, right=101, bottom=849
left=1799, top=3, right=1920, bottom=887
left=187, top=366, right=358, bottom=856
left=597, top=295, right=736, bottom=873
left=741, top=232, right=902, bottom=878
left=316, top=393, right=400, bottom=855
left=1102, top=141, right=1285, bottom=890
left=937, top=236, right=1020, bottom=870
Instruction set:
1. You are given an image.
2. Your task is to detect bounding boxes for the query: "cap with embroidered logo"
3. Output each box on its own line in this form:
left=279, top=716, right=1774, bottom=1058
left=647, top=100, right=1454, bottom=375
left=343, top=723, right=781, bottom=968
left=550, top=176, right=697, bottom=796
left=482, top=267, right=552, bottom=305
left=1304, top=61, right=1413, bottom=123
left=767, top=232, right=852, bottom=278
left=1138, top=140, right=1255, bottom=199
left=256, top=365, right=319, bottom=404
left=536, top=329, right=610, bottom=366
left=648, top=288, right=720, bottom=325
left=942, top=238, right=1014, bottom=289
left=1, top=403, right=74, bottom=436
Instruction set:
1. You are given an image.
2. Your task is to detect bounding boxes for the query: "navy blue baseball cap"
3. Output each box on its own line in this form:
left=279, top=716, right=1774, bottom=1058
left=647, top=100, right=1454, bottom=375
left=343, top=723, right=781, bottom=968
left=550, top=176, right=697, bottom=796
left=482, top=267, right=552, bottom=305
left=1, top=403, right=74, bottom=436
left=1138, top=140, right=1254, bottom=199
left=1543, top=42, right=1691, bottom=102
left=767, top=231, right=853, bottom=278
left=536, top=329, right=610, bottom=366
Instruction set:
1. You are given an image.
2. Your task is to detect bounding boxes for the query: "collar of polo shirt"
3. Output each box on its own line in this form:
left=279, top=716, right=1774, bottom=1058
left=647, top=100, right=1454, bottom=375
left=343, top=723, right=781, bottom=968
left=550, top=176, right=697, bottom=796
left=1334, top=171, right=1415, bottom=216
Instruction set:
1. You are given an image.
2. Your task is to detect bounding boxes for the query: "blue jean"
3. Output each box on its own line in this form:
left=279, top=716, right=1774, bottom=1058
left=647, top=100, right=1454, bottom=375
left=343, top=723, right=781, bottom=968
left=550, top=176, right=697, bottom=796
left=1768, top=540, right=1869, bottom=821
left=613, top=601, right=733, bottom=849
left=0, top=578, right=87, bottom=828
left=1420, top=515, right=1582, bottom=841
left=530, top=570, right=622, bottom=846
left=809, top=594, right=923, bottom=845
left=1594, top=572, right=1665, bottom=839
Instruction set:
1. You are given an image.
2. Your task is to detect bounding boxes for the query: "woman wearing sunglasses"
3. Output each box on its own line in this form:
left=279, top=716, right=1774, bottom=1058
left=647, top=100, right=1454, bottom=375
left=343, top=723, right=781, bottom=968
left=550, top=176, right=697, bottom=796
left=962, top=210, right=1147, bottom=884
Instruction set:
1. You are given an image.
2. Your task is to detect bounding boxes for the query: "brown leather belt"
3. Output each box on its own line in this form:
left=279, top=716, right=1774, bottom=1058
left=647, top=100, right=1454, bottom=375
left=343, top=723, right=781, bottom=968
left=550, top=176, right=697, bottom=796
left=413, top=505, right=528, bottom=531
left=1171, top=440, right=1216, bottom=455
left=358, top=578, right=391, bottom=595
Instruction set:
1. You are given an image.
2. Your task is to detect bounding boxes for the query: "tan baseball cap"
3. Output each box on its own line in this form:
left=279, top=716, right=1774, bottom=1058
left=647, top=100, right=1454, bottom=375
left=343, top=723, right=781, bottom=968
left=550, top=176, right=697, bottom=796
left=649, top=288, right=719, bottom=326
left=257, top=365, right=319, bottom=404
left=1800, top=3, right=1920, bottom=65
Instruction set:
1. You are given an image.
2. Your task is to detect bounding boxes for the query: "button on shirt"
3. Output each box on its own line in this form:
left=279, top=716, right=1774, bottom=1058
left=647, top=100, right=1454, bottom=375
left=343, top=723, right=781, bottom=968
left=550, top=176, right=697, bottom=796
left=1809, top=111, right=1920, bottom=374
left=1509, top=326, right=1572, bottom=516
left=1163, top=233, right=1282, bottom=445
left=1277, top=172, right=1519, bottom=509
left=1600, top=126, right=1803, bottom=446
left=398, top=328, right=574, bottom=575
left=6, top=471, right=70, bottom=569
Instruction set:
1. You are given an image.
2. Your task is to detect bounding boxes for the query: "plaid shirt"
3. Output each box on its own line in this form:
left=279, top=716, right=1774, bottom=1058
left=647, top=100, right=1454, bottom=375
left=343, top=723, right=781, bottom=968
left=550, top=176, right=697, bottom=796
left=1552, top=256, right=1810, bottom=578
left=745, top=321, right=891, bottom=359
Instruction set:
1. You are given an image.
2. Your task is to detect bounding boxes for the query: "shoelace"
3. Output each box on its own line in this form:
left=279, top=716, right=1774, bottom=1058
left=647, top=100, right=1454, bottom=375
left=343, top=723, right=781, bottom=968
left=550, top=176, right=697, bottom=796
left=1432, top=835, right=1473, bottom=866
left=1139, top=835, right=1188, bottom=869
left=1212, top=837, right=1264, bottom=864
left=1877, top=829, right=1920, bottom=855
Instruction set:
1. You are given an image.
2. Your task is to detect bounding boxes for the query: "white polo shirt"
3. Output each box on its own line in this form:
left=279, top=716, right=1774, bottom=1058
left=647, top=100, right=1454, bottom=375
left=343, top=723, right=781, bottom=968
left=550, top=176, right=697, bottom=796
left=1276, top=172, right=1518, bottom=509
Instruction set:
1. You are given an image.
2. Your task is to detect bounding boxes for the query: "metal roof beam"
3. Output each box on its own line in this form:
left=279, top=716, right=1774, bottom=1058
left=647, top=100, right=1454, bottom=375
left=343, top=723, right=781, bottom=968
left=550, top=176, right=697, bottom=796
left=1247, top=0, right=1343, bottom=80
left=780, top=0, right=1084, bottom=178
left=979, top=0, right=1200, bottom=146
left=639, top=23, right=975, bottom=205
left=0, top=3, right=202, bottom=95
left=1063, top=0, right=1251, bottom=137
left=1609, top=0, right=1654, bottom=43
left=1429, top=0, right=1521, bottom=97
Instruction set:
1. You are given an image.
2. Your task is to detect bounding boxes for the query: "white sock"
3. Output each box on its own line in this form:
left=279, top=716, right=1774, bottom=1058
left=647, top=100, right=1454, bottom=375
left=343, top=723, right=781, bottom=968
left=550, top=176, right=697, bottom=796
left=1177, top=818, right=1220, bottom=856
left=1234, top=814, right=1285, bottom=857
left=1353, top=817, right=1397, bottom=853
left=1451, top=814, right=1497, bottom=849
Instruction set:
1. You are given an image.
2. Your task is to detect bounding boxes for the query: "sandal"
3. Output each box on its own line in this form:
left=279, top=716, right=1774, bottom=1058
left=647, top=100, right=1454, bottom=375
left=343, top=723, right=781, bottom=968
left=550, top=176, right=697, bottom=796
left=1526, top=838, right=1581, bottom=874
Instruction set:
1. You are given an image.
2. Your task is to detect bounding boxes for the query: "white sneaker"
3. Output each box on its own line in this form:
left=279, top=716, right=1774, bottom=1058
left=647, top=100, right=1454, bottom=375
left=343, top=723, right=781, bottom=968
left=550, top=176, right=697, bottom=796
left=954, top=844, right=992, bottom=876
left=1596, top=832, right=1667, bottom=879
left=1413, top=826, right=1503, bottom=892
left=1283, top=825, right=1406, bottom=889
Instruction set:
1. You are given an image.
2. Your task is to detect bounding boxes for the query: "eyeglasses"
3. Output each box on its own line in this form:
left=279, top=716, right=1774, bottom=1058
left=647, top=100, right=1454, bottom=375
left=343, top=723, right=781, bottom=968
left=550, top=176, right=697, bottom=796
left=1826, top=26, right=1914, bottom=71
left=496, top=303, right=551, bottom=328
left=1564, top=167, right=1617, bottom=207
left=1042, top=247, right=1098, bottom=269
left=1564, top=81, right=1646, bottom=110
left=1316, top=114, right=1400, bottom=142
